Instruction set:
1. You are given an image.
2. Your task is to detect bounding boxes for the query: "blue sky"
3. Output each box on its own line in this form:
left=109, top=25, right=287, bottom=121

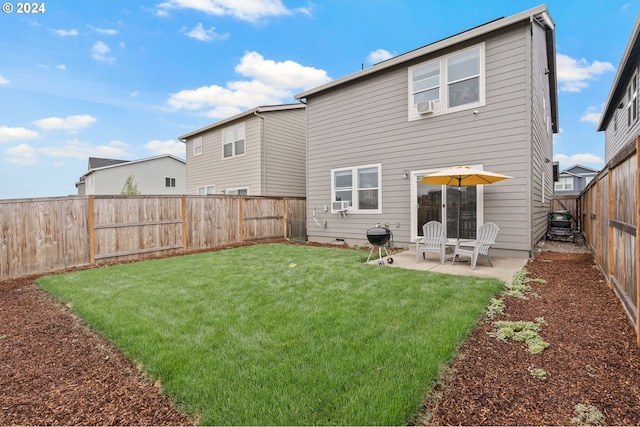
left=0, top=0, right=637, bottom=199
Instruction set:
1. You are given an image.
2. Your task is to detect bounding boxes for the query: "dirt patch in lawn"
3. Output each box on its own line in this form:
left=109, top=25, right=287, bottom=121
left=1, top=241, right=640, bottom=425
left=417, top=242, right=640, bottom=426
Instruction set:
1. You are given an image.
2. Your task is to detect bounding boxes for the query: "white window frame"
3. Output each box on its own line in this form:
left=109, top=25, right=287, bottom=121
left=226, top=187, right=249, bottom=195
left=408, top=43, right=485, bottom=121
left=554, top=177, right=573, bottom=191
left=330, top=163, right=382, bottom=214
left=193, top=136, right=203, bottom=156
left=197, top=184, right=216, bottom=195
left=222, top=123, right=246, bottom=159
left=165, top=177, right=176, bottom=188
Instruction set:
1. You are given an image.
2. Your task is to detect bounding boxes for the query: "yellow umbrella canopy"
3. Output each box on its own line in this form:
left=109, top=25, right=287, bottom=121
left=417, top=166, right=513, bottom=186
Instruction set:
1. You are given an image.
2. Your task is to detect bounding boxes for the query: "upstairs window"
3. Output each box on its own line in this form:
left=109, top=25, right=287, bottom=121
left=554, top=177, right=573, bottom=191
left=222, top=123, right=245, bottom=158
left=409, top=43, right=485, bottom=120
left=193, top=136, right=202, bottom=156
left=165, top=177, right=176, bottom=187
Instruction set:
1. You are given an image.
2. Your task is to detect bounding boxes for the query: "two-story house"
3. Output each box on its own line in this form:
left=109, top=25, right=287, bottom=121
left=76, top=155, right=186, bottom=195
left=295, top=4, right=558, bottom=259
left=554, top=164, right=599, bottom=194
left=179, top=104, right=306, bottom=197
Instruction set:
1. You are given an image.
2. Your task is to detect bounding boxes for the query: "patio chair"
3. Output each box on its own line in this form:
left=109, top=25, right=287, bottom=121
left=452, top=222, right=499, bottom=270
left=415, top=221, right=446, bottom=264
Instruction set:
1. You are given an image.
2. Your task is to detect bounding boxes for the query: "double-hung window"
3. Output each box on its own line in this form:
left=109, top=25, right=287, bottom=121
left=554, top=177, right=573, bottom=191
left=222, top=123, right=245, bottom=158
left=193, top=136, right=202, bottom=156
left=409, top=43, right=484, bottom=119
left=331, top=164, right=381, bottom=213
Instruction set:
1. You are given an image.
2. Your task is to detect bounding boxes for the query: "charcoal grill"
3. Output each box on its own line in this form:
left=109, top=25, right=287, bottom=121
left=366, top=226, right=394, bottom=265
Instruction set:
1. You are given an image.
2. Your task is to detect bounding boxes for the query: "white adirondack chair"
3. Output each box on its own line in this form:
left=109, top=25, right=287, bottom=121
left=415, top=221, right=446, bottom=264
left=452, top=222, right=499, bottom=269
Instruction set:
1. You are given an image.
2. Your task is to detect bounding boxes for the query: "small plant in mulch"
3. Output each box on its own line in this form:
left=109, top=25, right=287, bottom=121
left=505, top=269, right=547, bottom=299
left=486, top=297, right=506, bottom=318
left=571, top=403, right=604, bottom=426
left=527, top=366, right=547, bottom=380
left=492, top=317, right=549, bottom=354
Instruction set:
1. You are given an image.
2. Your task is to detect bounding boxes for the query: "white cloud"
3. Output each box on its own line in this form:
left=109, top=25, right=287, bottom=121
left=156, top=0, right=308, bottom=22
left=166, top=51, right=330, bottom=118
left=52, top=28, right=79, bottom=37
left=33, top=114, right=97, bottom=131
left=553, top=153, right=604, bottom=167
left=0, top=75, right=9, bottom=85
left=89, top=25, right=119, bottom=35
left=367, top=49, right=395, bottom=64
left=6, top=143, right=37, bottom=166
left=556, top=53, right=614, bottom=92
left=186, top=22, right=230, bottom=41
left=145, top=139, right=185, bottom=157
left=55, top=64, right=67, bottom=70
left=0, top=126, right=40, bottom=142
left=580, top=108, right=601, bottom=124
left=41, top=139, right=129, bottom=160
left=91, top=41, right=116, bottom=63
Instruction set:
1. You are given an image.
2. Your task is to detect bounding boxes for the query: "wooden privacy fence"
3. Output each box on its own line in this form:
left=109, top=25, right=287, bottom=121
left=579, top=137, right=639, bottom=346
left=0, top=195, right=306, bottom=280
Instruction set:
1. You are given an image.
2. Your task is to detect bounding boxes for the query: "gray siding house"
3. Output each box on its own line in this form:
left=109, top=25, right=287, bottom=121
left=76, top=155, right=186, bottom=195
left=295, top=5, right=558, bottom=259
left=554, top=164, right=599, bottom=194
left=598, top=13, right=640, bottom=163
left=179, top=104, right=306, bottom=197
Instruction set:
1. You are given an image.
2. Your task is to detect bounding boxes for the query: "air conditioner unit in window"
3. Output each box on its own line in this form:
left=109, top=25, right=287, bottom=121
left=332, top=201, right=350, bottom=212
left=417, top=100, right=435, bottom=114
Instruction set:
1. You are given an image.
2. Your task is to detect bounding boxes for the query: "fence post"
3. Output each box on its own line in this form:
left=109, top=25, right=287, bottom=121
left=238, top=196, right=244, bottom=243
left=608, top=171, right=615, bottom=291
left=88, top=195, right=95, bottom=265
left=283, top=198, right=288, bottom=239
left=181, top=195, right=187, bottom=252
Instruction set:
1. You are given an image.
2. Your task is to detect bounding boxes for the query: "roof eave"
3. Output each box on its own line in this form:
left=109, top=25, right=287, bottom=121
left=597, top=12, right=640, bottom=132
left=294, top=4, right=549, bottom=100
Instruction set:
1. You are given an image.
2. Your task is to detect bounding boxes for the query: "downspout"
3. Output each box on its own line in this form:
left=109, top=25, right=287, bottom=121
left=254, top=111, right=266, bottom=195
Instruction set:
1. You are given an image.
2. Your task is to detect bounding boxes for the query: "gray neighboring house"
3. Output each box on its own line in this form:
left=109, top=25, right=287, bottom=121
left=598, top=12, right=640, bottom=163
left=76, top=154, right=186, bottom=195
left=178, top=103, right=306, bottom=197
left=295, top=4, right=558, bottom=259
left=554, top=164, right=599, bottom=195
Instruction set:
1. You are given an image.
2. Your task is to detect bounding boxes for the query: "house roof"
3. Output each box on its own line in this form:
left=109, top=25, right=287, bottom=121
left=560, top=164, right=599, bottom=175
left=294, top=4, right=557, bottom=132
left=88, top=157, right=130, bottom=169
left=597, top=12, right=640, bottom=132
left=80, top=154, right=185, bottom=179
left=178, top=103, right=306, bottom=141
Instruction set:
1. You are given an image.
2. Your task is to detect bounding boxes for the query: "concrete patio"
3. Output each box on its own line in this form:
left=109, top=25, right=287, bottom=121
left=367, top=247, right=528, bottom=284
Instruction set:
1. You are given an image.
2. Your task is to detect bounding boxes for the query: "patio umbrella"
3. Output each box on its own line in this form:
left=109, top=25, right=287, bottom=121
left=417, top=166, right=512, bottom=243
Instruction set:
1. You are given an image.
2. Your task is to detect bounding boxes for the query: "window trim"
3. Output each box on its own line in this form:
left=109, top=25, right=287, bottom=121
left=330, top=163, right=382, bottom=214
left=196, top=184, right=216, bottom=195
left=222, top=122, right=246, bottom=159
left=193, top=136, right=203, bottom=156
left=225, top=187, right=249, bottom=195
left=554, top=177, right=573, bottom=191
left=408, top=43, right=485, bottom=121
left=165, top=177, right=176, bottom=188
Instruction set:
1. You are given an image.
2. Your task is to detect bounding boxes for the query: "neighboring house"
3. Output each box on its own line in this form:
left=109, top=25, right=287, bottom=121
left=554, top=164, right=599, bottom=194
left=598, top=13, right=640, bottom=163
left=76, top=154, right=186, bottom=195
left=178, top=103, right=306, bottom=197
left=294, top=4, right=558, bottom=259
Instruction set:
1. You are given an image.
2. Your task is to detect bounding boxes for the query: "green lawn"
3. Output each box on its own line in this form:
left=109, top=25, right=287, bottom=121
left=37, top=243, right=504, bottom=425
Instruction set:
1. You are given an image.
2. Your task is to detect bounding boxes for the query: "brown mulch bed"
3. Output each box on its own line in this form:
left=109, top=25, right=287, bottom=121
left=418, top=245, right=640, bottom=426
left=1, top=241, right=639, bottom=425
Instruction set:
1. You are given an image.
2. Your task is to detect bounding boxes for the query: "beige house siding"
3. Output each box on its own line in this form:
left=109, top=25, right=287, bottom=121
left=183, top=105, right=306, bottom=197
left=299, top=7, right=557, bottom=259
